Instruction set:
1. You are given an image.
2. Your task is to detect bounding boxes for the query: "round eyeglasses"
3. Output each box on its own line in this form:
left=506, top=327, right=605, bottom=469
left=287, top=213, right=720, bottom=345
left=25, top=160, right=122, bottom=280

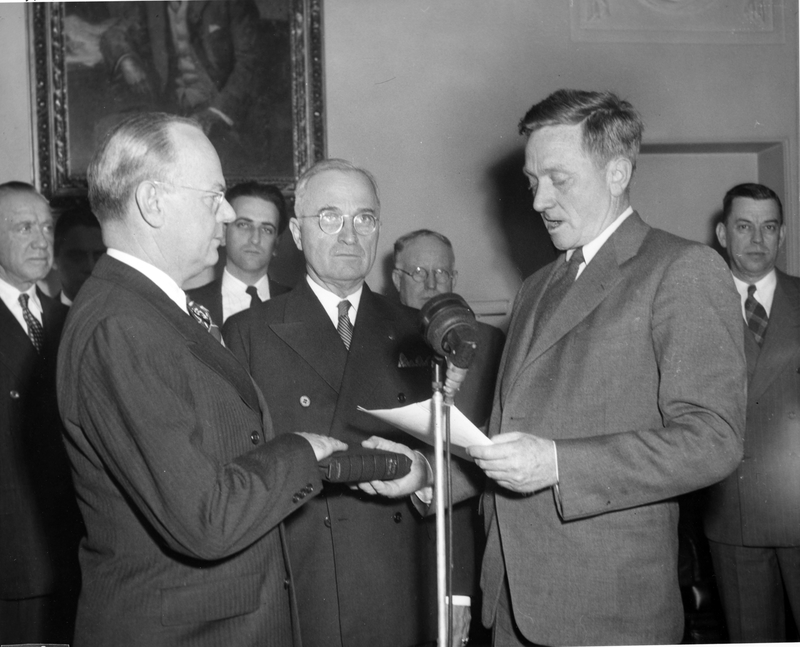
left=395, top=267, right=456, bottom=285
left=297, top=209, right=379, bottom=235
left=151, top=180, right=227, bottom=215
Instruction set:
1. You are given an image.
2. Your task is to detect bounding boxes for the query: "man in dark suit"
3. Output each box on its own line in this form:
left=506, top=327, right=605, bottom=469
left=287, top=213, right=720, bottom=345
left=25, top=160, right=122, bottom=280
left=57, top=112, right=346, bottom=647
left=188, top=182, right=290, bottom=324
left=392, top=228, right=504, bottom=642
left=467, top=89, right=746, bottom=645
left=0, top=181, right=82, bottom=645
left=53, top=200, right=105, bottom=306
left=225, top=159, right=442, bottom=647
left=704, top=182, right=800, bottom=641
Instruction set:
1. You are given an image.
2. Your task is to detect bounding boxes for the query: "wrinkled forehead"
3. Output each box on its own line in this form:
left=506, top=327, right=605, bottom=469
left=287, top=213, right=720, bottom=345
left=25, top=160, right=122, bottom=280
left=303, top=170, right=379, bottom=212
left=399, top=235, right=454, bottom=269
left=0, top=191, right=52, bottom=223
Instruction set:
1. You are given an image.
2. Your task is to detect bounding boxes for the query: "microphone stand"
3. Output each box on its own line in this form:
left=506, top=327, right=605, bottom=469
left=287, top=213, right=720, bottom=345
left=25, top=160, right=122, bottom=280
left=431, top=357, right=453, bottom=647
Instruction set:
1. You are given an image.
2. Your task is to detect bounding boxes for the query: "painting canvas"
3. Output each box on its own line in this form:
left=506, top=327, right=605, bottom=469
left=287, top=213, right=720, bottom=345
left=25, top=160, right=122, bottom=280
left=31, top=0, right=324, bottom=197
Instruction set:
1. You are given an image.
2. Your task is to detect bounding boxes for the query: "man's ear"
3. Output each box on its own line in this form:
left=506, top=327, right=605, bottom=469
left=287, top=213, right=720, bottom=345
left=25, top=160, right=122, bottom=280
left=135, top=181, right=166, bottom=228
left=606, top=157, right=632, bottom=198
left=288, top=217, right=303, bottom=251
left=451, top=271, right=458, bottom=292
left=391, top=268, right=401, bottom=293
left=715, top=222, right=728, bottom=250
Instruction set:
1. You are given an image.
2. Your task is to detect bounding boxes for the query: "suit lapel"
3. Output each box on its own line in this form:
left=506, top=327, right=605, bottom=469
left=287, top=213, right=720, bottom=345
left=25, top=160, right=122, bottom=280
left=270, top=280, right=347, bottom=393
left=0, top=298, right=35, bottom=377
left=749, top=272, right=800, bottom=400
left=96, top=257, right=261, bottom=413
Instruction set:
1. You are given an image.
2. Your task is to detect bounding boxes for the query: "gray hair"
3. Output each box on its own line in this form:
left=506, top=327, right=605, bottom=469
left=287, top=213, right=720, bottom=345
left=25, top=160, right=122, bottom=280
left=293, top=159, right=380, bottom=217
left=87, top=112, right=199, bottom=223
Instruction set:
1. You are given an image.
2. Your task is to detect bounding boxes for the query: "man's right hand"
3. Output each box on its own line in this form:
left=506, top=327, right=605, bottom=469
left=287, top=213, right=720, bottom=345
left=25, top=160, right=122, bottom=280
left=295, top=433, right=348, bottom=461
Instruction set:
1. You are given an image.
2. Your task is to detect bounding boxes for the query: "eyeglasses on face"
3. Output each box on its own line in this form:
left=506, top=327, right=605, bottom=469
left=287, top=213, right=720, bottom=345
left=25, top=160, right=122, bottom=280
left=297, top=209, right=379, bottom=235
left=151, top=180, right=226, bottom=215
left=394, top=266, right=456, bottom=285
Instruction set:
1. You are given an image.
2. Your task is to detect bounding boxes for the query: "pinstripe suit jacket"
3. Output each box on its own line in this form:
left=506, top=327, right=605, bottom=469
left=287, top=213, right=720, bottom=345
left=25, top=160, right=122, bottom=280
left=705, top=269, right=800, bottom=546
left=481, top=213, right=746, bottom=645
left=57, top=255, right=322, bottom=647
left=0, top=288, right=82, bottom=600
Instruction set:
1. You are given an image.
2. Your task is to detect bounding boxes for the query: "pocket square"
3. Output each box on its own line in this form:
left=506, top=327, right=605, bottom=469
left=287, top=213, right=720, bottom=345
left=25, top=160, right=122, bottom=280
left=398, top=352, right=429, bottom=368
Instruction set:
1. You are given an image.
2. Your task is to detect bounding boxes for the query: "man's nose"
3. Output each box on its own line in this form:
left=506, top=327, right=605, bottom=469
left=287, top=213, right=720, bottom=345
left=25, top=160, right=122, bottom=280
left=249, top=226, right=262, bottom=244
left=532, top=183, right=552, bottom=213
left=337, top=215, right=358, bottom=243
left=218, top=199, right=236, bottom=224
left=424, top=270, right=437, bottom=289
left=32, top=225, right=50, bottom=249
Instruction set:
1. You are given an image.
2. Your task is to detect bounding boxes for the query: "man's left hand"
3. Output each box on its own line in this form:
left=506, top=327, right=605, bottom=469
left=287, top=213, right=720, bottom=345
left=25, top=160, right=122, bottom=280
left=468, top=432, right=557, bottom=494
left=354, top=436, right=432, bottom=498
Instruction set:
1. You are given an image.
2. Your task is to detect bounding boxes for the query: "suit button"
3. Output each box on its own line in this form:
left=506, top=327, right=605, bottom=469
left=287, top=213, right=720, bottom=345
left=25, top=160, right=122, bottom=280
left=397, top=392, right=406, bottom=403
left=299, top=395, right=311, bottom=407
left=292, top=495, right=300, bottom=503
left=324, top=516, right=331, bottom=528
left=9, top=390, right=19, bottom=400
left=393, top=512, right=403, bottom=523
left=284, top=578, right=290, bottom=589
left=250, top=431, right=260, bottom=445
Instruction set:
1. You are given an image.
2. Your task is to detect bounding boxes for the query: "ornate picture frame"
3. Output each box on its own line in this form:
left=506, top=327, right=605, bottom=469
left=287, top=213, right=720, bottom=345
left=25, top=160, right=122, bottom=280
left=30, top=0, right=325, bottom=199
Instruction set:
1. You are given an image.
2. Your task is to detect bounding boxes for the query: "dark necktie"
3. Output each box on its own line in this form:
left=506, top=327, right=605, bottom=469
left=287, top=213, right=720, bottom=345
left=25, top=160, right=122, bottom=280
left=187, top=297, right=222, bottom=343
left=337, top=300, right=353, bottom=350
left=246, top=285, right=261, bottom=308
left=536, top=247, right=585, bottom=328
left=745, top=284, right=768, bottom=346
left=19, top=293, right=45, bottom=353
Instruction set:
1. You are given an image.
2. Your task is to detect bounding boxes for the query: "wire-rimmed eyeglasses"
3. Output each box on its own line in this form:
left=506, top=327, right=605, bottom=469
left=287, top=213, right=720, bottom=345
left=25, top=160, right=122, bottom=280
left=297, top=209, right=379, bottom=235
left=394, top=266, right=456, bottom=285
left=152, top=180, right=226, bottom=215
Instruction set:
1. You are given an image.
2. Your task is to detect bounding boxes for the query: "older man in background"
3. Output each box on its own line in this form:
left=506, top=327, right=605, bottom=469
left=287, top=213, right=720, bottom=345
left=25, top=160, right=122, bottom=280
left=0, top=181, right=82, bottom=645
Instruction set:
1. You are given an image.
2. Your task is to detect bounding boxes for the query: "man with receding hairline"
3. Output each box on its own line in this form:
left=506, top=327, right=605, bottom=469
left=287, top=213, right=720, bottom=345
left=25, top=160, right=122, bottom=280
left=0, top=181, right=82, bottom=645
left=57, top=112, right=345, bottom=647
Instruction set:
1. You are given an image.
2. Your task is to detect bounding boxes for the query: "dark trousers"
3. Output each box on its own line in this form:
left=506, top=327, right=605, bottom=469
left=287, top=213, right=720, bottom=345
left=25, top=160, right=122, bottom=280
left=709, top=540, right=800, bottom=642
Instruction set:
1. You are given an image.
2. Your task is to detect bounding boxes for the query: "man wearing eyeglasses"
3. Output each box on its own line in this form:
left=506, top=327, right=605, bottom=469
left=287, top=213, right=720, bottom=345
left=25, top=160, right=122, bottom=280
left=57, top=113, right=346, bottom=646
left=188, top=182, right=290, bottom=324
left=225, top=159, right=442, bottom=647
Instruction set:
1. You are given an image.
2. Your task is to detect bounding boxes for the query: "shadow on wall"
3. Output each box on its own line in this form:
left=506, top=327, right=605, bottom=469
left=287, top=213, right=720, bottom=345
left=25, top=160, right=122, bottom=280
left=487, top=147, right=556, bottom=281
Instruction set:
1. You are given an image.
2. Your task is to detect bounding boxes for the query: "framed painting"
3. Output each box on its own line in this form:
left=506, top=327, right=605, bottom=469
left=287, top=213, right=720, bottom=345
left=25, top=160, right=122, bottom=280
left=30, top=0, right=325, bottom=198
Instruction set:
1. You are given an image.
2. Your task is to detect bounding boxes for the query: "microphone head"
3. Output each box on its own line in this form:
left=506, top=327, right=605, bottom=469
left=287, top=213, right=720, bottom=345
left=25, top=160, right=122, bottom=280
left=419, top=293, right=479, bottom=367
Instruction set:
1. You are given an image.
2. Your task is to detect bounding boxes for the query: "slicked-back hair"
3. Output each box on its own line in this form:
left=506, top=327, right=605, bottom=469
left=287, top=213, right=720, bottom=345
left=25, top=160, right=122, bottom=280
left=87, top=112, right=199, bottom=223
left=519, top=89, right=643, bottom=172
left=226, top=182, right=289, bottom=234
left=293, top=158, right=380, bottom=218
left=0, top=181, right=48, bottom=205
left=722, top=183, right=783, bottom=225
left=393, top=229, right=454, bottom=267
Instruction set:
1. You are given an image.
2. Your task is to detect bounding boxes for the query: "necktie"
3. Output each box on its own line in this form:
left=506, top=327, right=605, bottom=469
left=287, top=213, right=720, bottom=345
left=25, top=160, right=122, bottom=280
left=337, top=300, right=353, bottom=350
left=19, top=293, right=44, bottom=353
left=536, top=247, right=585, bottom=329
left=745, top=284, right=768, bottom=346
left=187, top=297, right=222, bottom=343
left=246, top=285, right=261, bottom=308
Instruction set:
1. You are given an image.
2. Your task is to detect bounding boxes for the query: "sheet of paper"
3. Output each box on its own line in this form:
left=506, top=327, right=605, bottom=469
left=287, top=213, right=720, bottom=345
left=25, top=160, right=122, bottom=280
left=358, top=399, right=491, bottom=461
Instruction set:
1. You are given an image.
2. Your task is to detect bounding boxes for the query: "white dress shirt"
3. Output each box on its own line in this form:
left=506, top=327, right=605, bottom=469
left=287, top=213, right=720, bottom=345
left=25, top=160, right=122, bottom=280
left=220, top=269, right=271, bottom=323
left=306, top=275, right=363, bottom=330
left=731, top=269, right=777, bottom=320
left=107, top=248, right=189, bottom=314
left=0, top=276, right=43, bottom=333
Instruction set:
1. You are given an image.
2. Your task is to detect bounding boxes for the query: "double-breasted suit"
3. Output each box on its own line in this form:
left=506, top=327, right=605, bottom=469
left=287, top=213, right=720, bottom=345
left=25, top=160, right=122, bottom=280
left=187, top=274, right=290, bottom=325
left=704, top=269, right=800, bottom=632
left=225, top=280, right=439, bottom=647
left=481, top=213, right=746, bottom=645
left=0, top=288, right=82, bottom=640
left=57, top=255, right=322, bottom=647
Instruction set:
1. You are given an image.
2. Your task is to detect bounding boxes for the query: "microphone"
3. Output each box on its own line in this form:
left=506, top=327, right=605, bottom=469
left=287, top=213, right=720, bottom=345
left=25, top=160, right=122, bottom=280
left=419, top=293, right=479, bottom=404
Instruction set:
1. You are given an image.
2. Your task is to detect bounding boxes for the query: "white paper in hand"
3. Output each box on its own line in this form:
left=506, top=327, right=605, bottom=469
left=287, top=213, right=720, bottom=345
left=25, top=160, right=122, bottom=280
left=357, top=399, right=491, bottom=461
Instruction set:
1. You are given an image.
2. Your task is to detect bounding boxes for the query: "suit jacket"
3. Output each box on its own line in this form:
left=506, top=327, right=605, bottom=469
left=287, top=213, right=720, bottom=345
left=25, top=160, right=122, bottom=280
left=57, top=255, right=322, bottom=647
left=225, top=280, right=441, bottom=647
left=0, top=289, right=82, bottom=600
left=482, top=213, right=746, bottom=645
left=705, top=269, right=800, bottom=547
left=187, top=274, right=290, bottom=326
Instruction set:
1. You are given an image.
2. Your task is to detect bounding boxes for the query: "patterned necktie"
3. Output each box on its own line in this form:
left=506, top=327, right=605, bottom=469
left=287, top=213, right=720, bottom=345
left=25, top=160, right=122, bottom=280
left=337, top=300, right=353, bottom=350
left=187, top=297, right=222, bottom=343
left=536, top=247, right=585, bottom=329
left=19, top=293, right=45, bottom=353
left=745, top=284, right=768, bottom=346
left=246, top=285, right=261, bottom=308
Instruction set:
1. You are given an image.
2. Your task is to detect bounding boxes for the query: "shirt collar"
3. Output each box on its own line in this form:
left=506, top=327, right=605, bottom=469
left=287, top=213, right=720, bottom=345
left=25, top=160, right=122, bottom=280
left=0, top=276, right=42, bottom=315
left=568, top=206, right=634, bottom=265
left=107, top=248, right=189, bottom=314
left=305, top=275, right=364, bottom=329
left=731, top=268, right=777, bottom=317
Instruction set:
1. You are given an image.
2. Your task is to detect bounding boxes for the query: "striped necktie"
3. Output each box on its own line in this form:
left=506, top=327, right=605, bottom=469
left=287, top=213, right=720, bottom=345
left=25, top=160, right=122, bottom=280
left=745, top=284, right=768, bottom=346
left=337, top=300, right=353, bottom=350
left=19, top=293, right=45, bottom=353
